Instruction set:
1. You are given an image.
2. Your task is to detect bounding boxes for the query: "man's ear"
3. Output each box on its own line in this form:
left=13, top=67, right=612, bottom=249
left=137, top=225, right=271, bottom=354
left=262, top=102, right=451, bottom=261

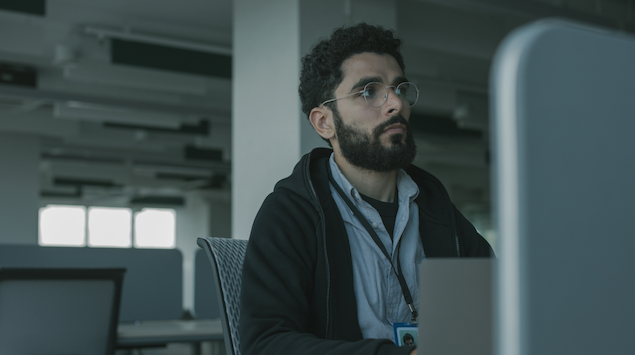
left=309, top=107, right=335, bottom=141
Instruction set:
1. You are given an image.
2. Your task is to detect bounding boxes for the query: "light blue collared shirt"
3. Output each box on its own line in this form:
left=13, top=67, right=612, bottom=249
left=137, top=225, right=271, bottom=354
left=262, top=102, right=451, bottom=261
left=328, top=154, right=426, bottom=342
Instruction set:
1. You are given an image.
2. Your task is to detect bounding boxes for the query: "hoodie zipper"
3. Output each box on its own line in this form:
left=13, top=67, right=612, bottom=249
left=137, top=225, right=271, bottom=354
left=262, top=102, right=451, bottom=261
left=305, top=155, right=331, bottom=338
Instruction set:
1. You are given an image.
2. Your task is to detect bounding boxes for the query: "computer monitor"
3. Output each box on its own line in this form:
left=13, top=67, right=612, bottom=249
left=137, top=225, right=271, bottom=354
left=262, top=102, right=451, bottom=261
left=491, top=18, right=635, bottom=355
left=0, top=267, right=125, bottom=355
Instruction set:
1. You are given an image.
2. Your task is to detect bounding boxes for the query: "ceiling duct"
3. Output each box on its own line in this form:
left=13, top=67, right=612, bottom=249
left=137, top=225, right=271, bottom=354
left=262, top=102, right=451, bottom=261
left=0, top=62, right=36, bottom=88
left=54, top=177, right=120, bottom=188
left=110, top=38, right=231, bottom=79
left=410, top=113, right=482, bottom=139
left=184, top=146, right=223, bottom=162
left=104, top=119, right=210, bottom=136
left=129, top=196, right=185, bottom=206
left=54, top=101, right=183, bottom=129
left=133, top=163, right=214, bottom=178
left=0, top=0, right=45, bottom=16
left=84, top=26, right=232, bottom=79
left=41, top=189, right=82, bottom=198
left=84, top=26, right=232, bottom=56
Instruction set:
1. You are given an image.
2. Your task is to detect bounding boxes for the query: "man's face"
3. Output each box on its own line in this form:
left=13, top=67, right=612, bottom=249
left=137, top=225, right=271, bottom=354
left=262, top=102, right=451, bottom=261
left=330, top=52, right=416, bottom=172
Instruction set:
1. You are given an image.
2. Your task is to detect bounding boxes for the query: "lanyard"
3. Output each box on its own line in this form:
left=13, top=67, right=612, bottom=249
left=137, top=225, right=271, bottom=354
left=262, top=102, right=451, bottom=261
left=327, top=163, right=418, bottom=322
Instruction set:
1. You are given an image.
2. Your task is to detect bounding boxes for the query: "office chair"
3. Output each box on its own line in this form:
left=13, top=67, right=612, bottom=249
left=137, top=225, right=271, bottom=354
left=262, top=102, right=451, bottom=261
left=0, top=267, right=125, bottom=355
left=197, top=237, right=248, bottom=355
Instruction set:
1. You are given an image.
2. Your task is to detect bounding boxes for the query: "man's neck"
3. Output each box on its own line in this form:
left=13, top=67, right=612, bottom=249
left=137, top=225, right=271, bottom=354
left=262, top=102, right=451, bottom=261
left=333, top=151, right=398, bottom=203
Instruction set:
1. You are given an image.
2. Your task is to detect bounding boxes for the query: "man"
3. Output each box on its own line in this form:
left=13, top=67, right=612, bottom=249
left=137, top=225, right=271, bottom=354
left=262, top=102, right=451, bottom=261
left=240, top=23, right=493, bottom=355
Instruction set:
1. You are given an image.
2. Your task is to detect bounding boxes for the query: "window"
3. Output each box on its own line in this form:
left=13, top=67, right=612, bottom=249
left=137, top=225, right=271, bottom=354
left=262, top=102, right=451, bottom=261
left=134, top=209, right=176, bottom=248
left=88, top=207, right=132, bottom=248
left=38, top=205, right=176, bottom=249
left=39, top=205, right=86, bottom=247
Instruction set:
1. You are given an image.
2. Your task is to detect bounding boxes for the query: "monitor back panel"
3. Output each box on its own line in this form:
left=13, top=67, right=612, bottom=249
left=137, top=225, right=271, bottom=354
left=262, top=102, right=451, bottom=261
left=418, top=259, right=492, bottom=355
left=0, top=268, right=124, bottom=355
left=491, top=19, right=635, bottom=355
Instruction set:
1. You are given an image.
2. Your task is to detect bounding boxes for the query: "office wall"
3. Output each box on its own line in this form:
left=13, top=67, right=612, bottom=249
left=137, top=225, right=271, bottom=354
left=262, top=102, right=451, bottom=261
left=210, top=198, right=231, bottom=238
left=0, top=132, right=39, bottom=244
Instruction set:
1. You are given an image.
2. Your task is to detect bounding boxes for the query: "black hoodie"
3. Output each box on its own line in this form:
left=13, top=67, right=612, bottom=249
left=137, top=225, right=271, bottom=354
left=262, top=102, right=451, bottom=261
left=239, top=148, right=493, bottom=355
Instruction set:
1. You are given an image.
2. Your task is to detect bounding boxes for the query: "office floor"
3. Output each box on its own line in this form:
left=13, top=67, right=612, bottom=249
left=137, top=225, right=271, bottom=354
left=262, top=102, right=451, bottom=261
left=116, top=341, right=225, bottom=355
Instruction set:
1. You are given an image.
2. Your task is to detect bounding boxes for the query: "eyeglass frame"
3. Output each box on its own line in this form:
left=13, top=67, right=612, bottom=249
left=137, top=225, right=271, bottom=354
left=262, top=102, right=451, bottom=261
left=319, top=81, right=420, bottom=109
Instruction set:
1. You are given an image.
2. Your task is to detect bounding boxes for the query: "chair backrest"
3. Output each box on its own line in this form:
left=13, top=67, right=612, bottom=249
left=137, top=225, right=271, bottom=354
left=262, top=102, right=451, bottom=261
left=197, top=237, right=248, bottom=355
left=0, top=267, right=125, bottom=355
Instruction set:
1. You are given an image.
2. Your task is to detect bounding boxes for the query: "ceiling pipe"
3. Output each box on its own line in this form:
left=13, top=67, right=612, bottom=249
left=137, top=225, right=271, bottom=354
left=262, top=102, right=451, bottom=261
left=84, top=26, right=233, bottom=56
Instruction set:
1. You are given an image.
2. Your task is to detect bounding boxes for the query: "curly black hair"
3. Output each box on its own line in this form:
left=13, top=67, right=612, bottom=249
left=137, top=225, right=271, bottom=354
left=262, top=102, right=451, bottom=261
left=299, top=23, right=405, bottom=118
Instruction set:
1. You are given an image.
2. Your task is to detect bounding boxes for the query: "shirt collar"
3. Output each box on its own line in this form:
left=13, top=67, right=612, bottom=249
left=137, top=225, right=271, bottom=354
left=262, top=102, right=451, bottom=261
left=328, top=153, right=419, bottom=205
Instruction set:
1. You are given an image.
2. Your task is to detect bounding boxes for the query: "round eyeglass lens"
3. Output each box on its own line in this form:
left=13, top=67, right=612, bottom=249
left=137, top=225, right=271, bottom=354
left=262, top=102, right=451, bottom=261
left=363, top=82, right=388, bottom=108
left=396, top=82, right=419, bottom=107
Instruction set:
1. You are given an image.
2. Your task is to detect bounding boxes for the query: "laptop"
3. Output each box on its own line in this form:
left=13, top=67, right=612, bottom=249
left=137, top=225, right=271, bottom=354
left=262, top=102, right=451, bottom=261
left=417, top=259, right=492, bottom=355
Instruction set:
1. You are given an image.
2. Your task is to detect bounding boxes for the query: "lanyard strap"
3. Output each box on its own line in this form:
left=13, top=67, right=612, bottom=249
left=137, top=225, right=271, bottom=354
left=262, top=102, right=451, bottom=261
left=327, top=163, right=418, bottom=322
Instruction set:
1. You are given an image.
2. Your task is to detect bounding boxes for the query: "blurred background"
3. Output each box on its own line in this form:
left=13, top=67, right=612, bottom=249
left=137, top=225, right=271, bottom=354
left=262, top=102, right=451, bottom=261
left=1, top=0, right=633, bottom=353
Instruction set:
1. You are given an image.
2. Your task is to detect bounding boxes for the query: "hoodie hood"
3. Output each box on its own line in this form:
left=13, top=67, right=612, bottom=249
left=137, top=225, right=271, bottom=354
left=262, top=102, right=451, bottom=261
left=274, top=147, right=455, bottom=227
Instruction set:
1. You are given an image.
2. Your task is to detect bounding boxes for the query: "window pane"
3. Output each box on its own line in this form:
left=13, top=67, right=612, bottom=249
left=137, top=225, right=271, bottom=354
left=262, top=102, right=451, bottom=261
left=134, top=209, right=176, bottom=248
left=88, top=207, right=132, bottom=248
left=39, top=205, right=86, bottom=247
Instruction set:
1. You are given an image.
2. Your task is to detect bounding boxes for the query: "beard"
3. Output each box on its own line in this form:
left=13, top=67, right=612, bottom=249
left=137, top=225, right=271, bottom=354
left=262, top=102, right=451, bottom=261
left=333, top=110, right=417, bottom=172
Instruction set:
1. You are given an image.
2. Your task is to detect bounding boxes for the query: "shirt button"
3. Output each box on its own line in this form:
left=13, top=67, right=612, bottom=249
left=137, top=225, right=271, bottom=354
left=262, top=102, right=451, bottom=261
left=372, top=222, right=378, bottom=228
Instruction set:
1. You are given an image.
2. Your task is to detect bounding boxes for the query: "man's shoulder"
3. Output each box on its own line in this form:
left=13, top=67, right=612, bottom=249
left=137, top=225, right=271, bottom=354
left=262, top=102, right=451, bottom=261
left=403, top=163, right=458, bottom=224
left=261, top=186, right=316, bottom=216
left=404, top=164, right=448, bottom=194
left=249, top=180, right=323, bottom=254
left=271, top=147, right=333, bottom=206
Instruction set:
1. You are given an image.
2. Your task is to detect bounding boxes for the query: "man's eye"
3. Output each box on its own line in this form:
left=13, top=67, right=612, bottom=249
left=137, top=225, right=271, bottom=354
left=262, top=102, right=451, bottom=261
left=396, top=84, right=409, bottom=96
left=362, top=86, right=378, bottom=98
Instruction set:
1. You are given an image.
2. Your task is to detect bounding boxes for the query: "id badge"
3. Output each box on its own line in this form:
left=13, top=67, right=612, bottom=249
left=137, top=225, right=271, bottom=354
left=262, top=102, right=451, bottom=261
left=393, top=322, right=418, bottom=346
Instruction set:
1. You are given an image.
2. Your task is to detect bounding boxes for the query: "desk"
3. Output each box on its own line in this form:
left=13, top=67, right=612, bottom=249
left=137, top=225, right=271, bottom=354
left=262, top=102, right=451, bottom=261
left=117, top=319, right=223, bottom=354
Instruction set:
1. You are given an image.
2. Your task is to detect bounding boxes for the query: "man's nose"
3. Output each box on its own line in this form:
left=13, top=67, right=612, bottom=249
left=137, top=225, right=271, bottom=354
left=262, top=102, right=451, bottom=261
left=382, top=87, right=404, bottom=116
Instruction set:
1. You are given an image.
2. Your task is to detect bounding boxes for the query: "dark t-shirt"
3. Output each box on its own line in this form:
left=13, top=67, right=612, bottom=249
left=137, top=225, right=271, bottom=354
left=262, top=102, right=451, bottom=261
left=359, top=191, right=399, bottom=240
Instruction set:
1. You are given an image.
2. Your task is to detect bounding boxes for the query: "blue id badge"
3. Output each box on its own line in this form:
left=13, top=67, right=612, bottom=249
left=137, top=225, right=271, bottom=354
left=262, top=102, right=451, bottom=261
left=393, top=322, right=418, bottom=346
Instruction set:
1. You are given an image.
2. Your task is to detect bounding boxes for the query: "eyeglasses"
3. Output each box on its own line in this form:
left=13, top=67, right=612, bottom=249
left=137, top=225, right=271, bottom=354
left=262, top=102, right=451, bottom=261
left=320, top=81, right=419, bottom=109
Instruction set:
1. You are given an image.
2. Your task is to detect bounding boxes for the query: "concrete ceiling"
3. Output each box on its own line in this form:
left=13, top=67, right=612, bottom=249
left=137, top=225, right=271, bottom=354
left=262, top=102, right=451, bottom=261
left=0, top=0, right=632, bottom=212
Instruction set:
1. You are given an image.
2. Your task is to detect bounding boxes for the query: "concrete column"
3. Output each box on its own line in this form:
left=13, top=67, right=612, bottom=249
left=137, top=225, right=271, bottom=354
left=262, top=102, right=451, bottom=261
left=0, top=133, right=39, bottom=244
left=233, top=0, right=397, bottom=240
left=233, top=0, right=302, bottom=240
left=175, top=191, right=210, bottom=313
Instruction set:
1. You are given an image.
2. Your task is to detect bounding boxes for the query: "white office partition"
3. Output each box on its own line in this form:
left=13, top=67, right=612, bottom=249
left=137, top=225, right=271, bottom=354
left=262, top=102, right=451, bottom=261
left=491, top=19, right=635, bottom=355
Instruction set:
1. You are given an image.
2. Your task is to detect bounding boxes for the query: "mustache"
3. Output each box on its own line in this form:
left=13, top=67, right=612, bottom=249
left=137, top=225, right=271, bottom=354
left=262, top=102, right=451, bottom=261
left=373, top=115, right=410, bottom=138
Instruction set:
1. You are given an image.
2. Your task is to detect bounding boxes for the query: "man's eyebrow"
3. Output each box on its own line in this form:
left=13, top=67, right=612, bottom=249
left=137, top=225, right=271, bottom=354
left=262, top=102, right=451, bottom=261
left=349, top=76, right=382, bottom=92
left=391, top=76, right=408, bottom=85
left=349, top=75, right=409, bottom=92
